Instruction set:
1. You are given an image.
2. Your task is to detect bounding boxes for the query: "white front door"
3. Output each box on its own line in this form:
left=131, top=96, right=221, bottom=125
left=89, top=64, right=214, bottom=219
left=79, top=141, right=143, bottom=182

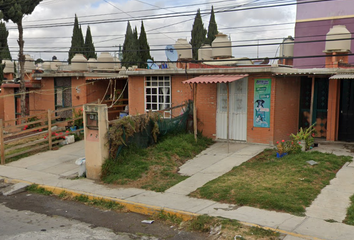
left=216, top=78, right=248, bottom=141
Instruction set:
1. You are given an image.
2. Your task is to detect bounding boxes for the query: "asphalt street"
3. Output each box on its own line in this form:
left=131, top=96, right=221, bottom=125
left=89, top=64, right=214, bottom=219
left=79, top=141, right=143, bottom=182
left=0, top=192, right=207, bottom=240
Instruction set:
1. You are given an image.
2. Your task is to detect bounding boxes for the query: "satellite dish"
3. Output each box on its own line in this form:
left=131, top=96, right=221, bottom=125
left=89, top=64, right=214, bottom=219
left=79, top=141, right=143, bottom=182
left=165, top=45, right=178, bottom=62
left=147, top=59, right=159, bottom=70
left=147, top=59, right=154, bottom=69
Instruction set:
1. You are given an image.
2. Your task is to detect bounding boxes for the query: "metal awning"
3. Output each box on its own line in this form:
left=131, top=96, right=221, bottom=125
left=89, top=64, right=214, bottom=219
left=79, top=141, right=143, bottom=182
left=183, top=74, right=248, bottom=84
left=329, top=74, right=354, bottom=80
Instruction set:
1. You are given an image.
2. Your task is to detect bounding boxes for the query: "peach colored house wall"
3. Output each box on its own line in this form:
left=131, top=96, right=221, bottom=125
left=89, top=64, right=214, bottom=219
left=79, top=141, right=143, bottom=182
left=247, top=75, right=276, bottom=145
left=1, top=88, right=15, bottom=123
left=29, top=78, right=55, bottom=114
left=128, top=76, right=145, bottom=115
left=128, top=74, right=215, bottom=139
left=274, top=77, right=301, bottom=142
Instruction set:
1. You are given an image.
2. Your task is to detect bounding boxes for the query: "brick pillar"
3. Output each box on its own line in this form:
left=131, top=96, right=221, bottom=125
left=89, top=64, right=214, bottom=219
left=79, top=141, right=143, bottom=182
left=327, top=79, right=340, bottom=141
left=325, top=52, right=349, bottom=68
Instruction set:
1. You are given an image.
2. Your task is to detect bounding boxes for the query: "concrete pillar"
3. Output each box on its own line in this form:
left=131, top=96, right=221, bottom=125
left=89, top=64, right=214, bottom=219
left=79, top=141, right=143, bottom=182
left=327, top=79, right=340, bottom=141
left=84, top=104, right=109, bottom=180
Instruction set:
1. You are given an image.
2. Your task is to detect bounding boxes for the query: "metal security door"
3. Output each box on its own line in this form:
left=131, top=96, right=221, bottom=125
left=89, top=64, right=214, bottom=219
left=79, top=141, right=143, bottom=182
left=338, top=79, right=354, bottom=141
left=54, top=78, right=72, bottom=119
left=216, top=78, right=248, bottom=141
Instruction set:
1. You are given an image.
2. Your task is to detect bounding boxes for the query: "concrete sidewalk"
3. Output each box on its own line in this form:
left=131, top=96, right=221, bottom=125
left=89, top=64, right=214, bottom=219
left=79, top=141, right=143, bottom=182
left=1, top=140, right=354, bottom=240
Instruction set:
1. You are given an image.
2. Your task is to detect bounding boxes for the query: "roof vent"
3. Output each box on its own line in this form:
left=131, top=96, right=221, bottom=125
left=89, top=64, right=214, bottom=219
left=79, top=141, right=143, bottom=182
left=325, top=25, right=351, bottom=53
left=24, top=55, right=36, bottom=72
left=279, top=36, right=294, bottom=57
left=42, top=62, right=51, bottom=71
left=212, top=33, right=232, bottom=59
left=97, top=52, right=114, bottom=69
left=113, top=57, right=121, bottom=69
left=88, top=58, right=97, bottom=69
left=174, top=39, right=192, bottom=60
left=51, top=60, right=62, bottom=71
left=198, top=44, right=213, bottom=60
left=2, top=59, right=14, bottom=73
left=71, top=54, right=88, bottom=71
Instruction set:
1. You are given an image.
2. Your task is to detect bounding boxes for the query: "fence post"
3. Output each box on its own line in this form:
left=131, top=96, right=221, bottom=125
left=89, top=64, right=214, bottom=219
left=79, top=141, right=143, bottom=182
left=0, top=119, right=4, bottom=165
left=48, top=110, right=52, bottom=150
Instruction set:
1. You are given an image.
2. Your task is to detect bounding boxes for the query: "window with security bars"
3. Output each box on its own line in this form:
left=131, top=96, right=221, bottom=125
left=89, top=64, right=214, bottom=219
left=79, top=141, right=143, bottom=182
left=145, top=76, right=171, bottom=116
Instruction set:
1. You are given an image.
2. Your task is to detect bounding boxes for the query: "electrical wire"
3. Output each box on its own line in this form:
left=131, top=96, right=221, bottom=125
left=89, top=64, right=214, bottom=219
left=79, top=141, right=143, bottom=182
left=2, top=0, right=334, bottom=30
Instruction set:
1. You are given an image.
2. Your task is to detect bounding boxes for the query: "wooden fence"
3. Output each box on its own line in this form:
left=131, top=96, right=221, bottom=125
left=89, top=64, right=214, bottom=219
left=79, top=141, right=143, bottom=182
left=0, top=106, right=84, bottom=165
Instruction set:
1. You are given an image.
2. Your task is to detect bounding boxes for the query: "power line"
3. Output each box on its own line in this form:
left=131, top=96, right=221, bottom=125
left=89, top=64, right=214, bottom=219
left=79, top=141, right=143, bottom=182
left=3, top=0, right=333, bottom=30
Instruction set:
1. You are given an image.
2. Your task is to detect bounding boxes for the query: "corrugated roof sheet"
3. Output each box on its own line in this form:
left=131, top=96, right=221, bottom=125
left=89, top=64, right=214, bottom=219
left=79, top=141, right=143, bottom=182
left=86, top=75, right=128, bottom=81
left=329, top=74, right=354, bottom=79
left=182, top=74, right=248, bottom=84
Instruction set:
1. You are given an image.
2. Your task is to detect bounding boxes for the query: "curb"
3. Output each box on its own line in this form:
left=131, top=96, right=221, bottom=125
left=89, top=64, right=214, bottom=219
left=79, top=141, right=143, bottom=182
left=2, top=177, right=325, bottom=240
left=2, top=177, right=198, bottom=221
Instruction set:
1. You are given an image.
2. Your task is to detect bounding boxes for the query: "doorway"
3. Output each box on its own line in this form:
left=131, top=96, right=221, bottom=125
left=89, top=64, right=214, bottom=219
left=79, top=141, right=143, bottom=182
left=299, top=77, right=328, bottom=138
left=338, top=79, right=354, bottom=141
left=54, top=77, right=72, bottom=119
left=216, top=78, right=248, bottom=141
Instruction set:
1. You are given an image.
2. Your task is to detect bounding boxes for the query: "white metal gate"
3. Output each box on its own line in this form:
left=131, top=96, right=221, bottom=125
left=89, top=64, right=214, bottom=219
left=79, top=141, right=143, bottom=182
left=216, top=78, right=248, bottom=141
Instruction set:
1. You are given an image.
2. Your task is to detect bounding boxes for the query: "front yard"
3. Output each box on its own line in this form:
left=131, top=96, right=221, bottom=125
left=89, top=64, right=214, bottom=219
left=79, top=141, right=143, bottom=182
left=190, top=149, right=351, bottom=216
left=101, top=133, right=213, bottom=192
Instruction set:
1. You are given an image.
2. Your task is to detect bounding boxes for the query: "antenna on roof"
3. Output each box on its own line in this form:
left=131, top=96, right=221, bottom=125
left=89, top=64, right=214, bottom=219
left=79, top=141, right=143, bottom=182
left=165, top=45, right=178, bottom=62
left=147, top=59, right=159, bottom=70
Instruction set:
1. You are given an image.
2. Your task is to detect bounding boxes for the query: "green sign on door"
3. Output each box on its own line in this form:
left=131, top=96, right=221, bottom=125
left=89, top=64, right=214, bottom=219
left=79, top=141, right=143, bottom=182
left=254, top=79, right=271, bottom=128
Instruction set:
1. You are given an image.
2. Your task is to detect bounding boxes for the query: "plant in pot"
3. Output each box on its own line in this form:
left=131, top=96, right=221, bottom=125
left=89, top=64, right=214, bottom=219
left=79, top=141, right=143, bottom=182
left=290, top=122, right=316, bottom=151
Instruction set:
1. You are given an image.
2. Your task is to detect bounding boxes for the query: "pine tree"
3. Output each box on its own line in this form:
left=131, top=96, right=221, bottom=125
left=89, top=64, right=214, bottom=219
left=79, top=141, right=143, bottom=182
left=122, top=22, right=140, bottom=67
left=0, top=0, right=42, bottom=118
left=0, top=22, right=11, bottom=60
left=133, top=26, right=141, bottom=66
left=190, top=9, right=207, bottom=60
left=206, top=6, right=218, bottom=45
left=84, top=26, right=97, bottom=59
left=0, top=22, right=11, bottom=85
left=79, top=25, right=84, bottom=52
left=138, top=21, right=151, bottom=68
left=68, top=14, right=85, bottom=63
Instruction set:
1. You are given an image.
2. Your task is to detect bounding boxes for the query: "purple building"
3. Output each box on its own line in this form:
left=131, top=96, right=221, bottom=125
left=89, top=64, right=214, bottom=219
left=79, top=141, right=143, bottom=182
left=294, top=0, right=354, bottom=68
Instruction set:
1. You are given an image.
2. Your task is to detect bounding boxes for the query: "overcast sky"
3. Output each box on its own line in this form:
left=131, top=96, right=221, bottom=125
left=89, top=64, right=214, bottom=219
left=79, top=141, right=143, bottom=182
left=4, top=0, right=297, bottom=63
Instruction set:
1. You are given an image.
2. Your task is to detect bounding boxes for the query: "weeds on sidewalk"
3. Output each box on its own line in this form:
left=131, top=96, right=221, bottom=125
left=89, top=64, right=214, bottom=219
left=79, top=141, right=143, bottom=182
left=344, top=195, right=354, bottom=225
left=190, top=149, right=350, bottom=215
left=26, top=184, right=53, bottom=195
left=101, top=133, right=213, bottom=192
left=26, top=185, right=281, bottom=239
left=71, top=194, right=124, bottom=211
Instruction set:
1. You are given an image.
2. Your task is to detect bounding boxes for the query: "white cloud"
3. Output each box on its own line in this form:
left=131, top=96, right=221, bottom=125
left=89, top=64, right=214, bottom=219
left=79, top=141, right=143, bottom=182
left=4, top=0, right=296, bottom=63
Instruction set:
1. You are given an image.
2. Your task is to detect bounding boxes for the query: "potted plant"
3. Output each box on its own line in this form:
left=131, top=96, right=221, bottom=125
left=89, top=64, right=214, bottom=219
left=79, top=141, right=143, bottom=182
left=290, top=122, right=316, bottom=151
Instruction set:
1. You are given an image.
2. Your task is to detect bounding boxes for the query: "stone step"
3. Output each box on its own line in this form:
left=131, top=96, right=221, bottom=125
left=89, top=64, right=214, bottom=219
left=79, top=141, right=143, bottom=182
left=0, top=182, right=30, bottom=196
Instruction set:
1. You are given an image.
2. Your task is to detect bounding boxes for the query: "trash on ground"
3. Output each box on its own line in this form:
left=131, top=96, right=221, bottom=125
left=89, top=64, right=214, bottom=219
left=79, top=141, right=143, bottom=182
left=307, top=160, right=318, bottom=166
left=75, top=157, right=86, bottom=177
left=141, top=220, right=154, bottom=224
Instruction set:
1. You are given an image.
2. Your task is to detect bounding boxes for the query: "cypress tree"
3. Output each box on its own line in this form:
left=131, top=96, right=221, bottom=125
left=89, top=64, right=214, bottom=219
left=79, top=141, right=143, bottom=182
left=122, top=22, right=140, bottom=67
left=0, top=22, right=11, bottom=85
left=0, top=22, right=11, bottom=60
left=68, top=14, right=85, bottom=63
left=84, top=26, right=97, bottom=59
left=190, top=9, right=207, bottom=60
left=138, top=21, right=151, bottom=68
left=133, top=26, right=141, bottom=66
left=79, top=25, right=84, bottom=53
left=206, top=6, right=218, bottom=45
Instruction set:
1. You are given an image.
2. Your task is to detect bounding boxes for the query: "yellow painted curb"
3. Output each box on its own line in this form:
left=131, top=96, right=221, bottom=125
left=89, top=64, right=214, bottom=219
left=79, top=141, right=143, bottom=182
left=239, top=221, right=325, bottom=240
left=2, top=177, right=198, bottom=222
left=2, top=177, right=325, bottom=240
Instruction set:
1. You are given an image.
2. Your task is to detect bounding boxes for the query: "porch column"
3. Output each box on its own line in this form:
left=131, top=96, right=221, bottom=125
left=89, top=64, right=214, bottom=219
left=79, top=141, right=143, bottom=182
left=327, top=79, right=340, bottom=141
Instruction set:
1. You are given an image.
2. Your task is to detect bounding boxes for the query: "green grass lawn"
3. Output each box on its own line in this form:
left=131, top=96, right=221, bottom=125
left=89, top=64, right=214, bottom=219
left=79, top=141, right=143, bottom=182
left=344, top=195, right=354, bottom=225
left=101, top=133, right=213, bottom=192
left=190, top=149, right=351, bottom=216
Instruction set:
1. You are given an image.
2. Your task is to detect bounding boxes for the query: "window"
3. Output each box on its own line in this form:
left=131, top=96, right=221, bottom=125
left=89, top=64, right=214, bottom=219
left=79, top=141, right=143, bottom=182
left=145, top=76, right=171, bottom=117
